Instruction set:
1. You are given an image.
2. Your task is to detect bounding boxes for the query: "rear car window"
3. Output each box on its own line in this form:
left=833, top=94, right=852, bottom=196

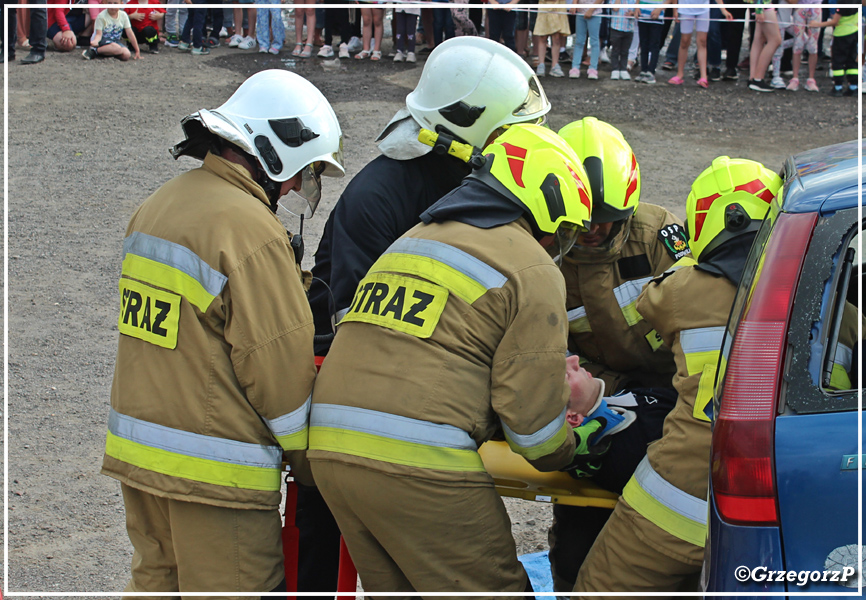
left=786, top=210, right=862, bottom=413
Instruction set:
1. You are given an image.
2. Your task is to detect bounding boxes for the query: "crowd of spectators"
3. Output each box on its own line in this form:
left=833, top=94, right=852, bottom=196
left=2, top=0, right=862, bottom=96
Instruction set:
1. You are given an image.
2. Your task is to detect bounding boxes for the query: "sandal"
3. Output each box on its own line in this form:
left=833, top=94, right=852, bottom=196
left=667, top=75, right=684, bottom=85
left=370, top=50, right=381, bottom=61
left=299, top=43, right=313, bottom=58
left=354, top=49, right=370, bottom=59
left=291, top=43, right=303, bottom=57
left=697, top=77, right=708, bottom=88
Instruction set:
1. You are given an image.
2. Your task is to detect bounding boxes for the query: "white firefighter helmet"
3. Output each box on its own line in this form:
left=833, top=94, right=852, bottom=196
left=404, top=37, right=551, bottom=149
left=172, top=69, right=344, bottom=216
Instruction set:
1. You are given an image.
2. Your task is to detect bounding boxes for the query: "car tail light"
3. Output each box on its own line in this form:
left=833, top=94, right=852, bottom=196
left=712, top=212, right=817, bottom=526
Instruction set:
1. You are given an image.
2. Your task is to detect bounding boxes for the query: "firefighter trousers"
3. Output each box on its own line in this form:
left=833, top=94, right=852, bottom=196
left=572, top=498, right=702, bottom=599
left=311, top=459, right=530, bottom=599
left=121, top=483, right=285, bottom=598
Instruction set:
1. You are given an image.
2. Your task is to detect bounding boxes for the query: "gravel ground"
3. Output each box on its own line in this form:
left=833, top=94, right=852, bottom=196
left=2, top=12, right=859, bottom=593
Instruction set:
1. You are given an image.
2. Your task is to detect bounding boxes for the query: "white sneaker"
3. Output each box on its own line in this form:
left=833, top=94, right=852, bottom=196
left=393, top=50, right=405, bottom=62
left=238, top=36, right=256, bottom=50
left=536, top=62, right=545, bottom=77
left=338, top=43, right=350, bottom=58
left=317, top=44, right=334, bottom=58
left=405, top=51, right=416, bottom=63
left=219, top=27, right=228, bottom=38
left=600, top=47, right=610, bottom=64
left=258, top=46, right=268, bottom=53
left=228, top=34, right=243, bottom=47
left=611, top=70, right=620, bottom=80
left=549, top=63, right=564, bottom=77
left=347, top=36, right=363, bottom=54
left=619, top=70, right=631, bottom=81
left=771, top=76, right=786, bottom=89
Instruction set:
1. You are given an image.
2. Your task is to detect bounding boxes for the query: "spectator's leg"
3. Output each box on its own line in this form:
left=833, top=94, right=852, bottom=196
left=721, top=6, right=746, bottom=73
left=420, top=8, right=433, bottom=50
left=21, top=1, right=44, bottom=61
left=16, top=0, right=27, bottom=48
left=500, top=9, right=515, bottom=51
left=405, top=13, right=416, bottom=53
left=664, top=22, right=680, bottom=66
left=707, top=7, right=721, bottom=71
left=587, top=13, right=600, bottom=70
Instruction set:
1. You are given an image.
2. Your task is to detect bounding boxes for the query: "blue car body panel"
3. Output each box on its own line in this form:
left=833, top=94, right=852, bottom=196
left=774, top=412, right=863, bottom=595
left=783, top=140, right=864, bottom=215
left=704, top=498, right=785, bottom=596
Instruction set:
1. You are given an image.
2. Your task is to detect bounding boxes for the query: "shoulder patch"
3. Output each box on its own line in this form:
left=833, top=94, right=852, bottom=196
left=658, top=224, right=692, bottom=261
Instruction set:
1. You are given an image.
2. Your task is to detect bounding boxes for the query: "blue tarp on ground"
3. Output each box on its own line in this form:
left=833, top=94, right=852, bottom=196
left=519, top=551, right=553, bottom=597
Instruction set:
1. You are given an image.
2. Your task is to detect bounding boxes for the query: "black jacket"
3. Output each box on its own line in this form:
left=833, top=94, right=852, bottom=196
left=309, top=150, right=470, bottom=354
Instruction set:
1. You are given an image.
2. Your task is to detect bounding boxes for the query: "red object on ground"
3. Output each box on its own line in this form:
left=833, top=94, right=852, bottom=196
left=282, top=481, right=299, bottom=598
left=336, top=537, right=358, bottom=598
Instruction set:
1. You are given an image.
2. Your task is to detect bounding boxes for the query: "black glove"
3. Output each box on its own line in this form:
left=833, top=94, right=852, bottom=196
left=563, top=417, right=612, bottom=479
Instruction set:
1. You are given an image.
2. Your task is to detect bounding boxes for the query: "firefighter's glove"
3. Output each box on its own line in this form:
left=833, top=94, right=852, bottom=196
left=563, top=418, right=612, bottom=479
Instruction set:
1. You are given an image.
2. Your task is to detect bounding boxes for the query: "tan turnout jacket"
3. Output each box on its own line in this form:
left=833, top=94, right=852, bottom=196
left=102, top=152, right=316, bottom=510
left=308, top=217, right=577, bottom=483
left=561, top=203, right=684, bottom=391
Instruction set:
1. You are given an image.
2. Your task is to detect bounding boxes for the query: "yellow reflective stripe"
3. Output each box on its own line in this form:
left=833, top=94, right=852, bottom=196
left=502, top=408, right=570, bottom=461
left=567, top=306, right=592, bottom=334
left=122, top=254, right=217, bottom=313
left=623, top=456, right=706, bottom=547
left=275, top=429, right=308, bottom=452
left=621, top=301, right=643, bottom=327
left=105, top=430, right=282, bottom=491
left=829, top=363, right=852, bottom=391
left=693, top=364, right=716, bottom=422
left=680, top=326, right=725, bottom=376
left=370, top=252, right=487, bottom=304
left=685, top=350, right=719, bottom=376
left=309, top=426, right=486, bottom=472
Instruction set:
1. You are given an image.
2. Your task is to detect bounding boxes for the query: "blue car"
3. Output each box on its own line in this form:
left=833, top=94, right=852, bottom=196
left=702, top=140, right=864, bottom=596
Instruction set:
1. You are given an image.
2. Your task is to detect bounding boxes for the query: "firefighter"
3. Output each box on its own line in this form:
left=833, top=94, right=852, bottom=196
left=548, top=117, right=689, bottom=592
left=299, top=35, right=551, bottom=593
left=574, top=157, right=783, bottom=595
left=101, top=70, right=344, bottom=594
left=308, top=124, right=594, bottom=596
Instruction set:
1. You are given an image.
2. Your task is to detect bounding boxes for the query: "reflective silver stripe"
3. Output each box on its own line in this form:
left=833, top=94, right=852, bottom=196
left=124, top=231, right=228, bottom=297
left=383, top=238, right=508, bottom=291
left=567, top=306, right=587, bottom=322
left=633, top=455, right=707, bottom=525
left=612, top=276, right=654, bottom=308
left=108, top=408, right=282, bottom=469
left=310, top=403, right=477, bottom=450
left=834, top=343, right=853, bottom=372
left=334, top=307, right=350, bottom=324
left=501, top=406, right=568, bottom=450
left=679, top=326, right=726, bottom=355
left=265, top=395, right=311, bottom=438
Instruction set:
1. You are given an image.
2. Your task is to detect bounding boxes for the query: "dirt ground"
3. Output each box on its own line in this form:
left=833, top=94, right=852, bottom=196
left=1, top=9, right=859, bottom=593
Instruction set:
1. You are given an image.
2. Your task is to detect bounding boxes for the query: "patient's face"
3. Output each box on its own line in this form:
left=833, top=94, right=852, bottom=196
left=565, top=355, right=599, bottom=423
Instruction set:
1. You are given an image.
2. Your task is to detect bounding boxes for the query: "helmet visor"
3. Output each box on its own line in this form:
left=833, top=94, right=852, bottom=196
left=551, top=223, right=581, bottom=267
left=513, top=75, right=549, bottom=119
left=278, top=162, right=325, bottom=218
left=572, top=217, right=632, bottom=256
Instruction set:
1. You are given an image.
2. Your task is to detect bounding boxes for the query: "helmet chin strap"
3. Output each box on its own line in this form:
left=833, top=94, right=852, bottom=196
left=255, top=167, right=282, bottom=213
